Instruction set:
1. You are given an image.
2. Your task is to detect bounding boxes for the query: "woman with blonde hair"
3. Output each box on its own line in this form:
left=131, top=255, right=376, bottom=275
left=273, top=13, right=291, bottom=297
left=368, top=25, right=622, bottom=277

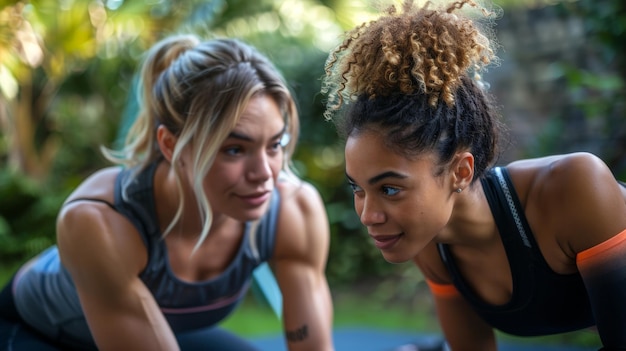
left=323, top=0, right=626, bottom=349
left=0, top=33, right=334, bottom=351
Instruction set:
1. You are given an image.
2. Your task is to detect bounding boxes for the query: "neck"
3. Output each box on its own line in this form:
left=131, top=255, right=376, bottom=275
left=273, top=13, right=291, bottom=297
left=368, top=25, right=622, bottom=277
left=154, top=161, right=201, bottom=236
left=438, top=181, right=497, bottom=247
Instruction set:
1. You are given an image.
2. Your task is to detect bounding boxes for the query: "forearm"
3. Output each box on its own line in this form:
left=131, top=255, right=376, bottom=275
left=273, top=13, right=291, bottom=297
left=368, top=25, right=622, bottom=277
left=277, top=266, right=334, bottom=351
left=283, top=282, right=334, bottom=351
left=427, top=280, right=496, bottom=351
left=91, top=320, right=179, bottom=351
left=577, top=228, right=626, bottom=349
left=79, top=282, right=179, bottom=351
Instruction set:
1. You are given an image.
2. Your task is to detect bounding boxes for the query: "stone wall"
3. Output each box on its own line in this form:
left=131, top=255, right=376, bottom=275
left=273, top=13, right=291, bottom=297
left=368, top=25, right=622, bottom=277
left=483, top=4, right=613, bottom=164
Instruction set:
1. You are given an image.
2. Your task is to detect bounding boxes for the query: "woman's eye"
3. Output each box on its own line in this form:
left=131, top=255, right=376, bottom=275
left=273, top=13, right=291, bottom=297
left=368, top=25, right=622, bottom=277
left=224, top=146, right=242, bottom=156
left=381, top=186, right=400, bottom=196
left=348, top=182, right=362, bottom=193
left=270, top=133, right=290, bottom=151
left=270, top=141, right=282, bottom=150
left=267, top=140, right=284, bottom=156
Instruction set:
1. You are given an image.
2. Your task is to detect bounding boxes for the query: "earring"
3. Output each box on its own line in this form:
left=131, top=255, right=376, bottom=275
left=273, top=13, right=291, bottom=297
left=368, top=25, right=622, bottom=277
left=456, top=188, right=462, bottom=193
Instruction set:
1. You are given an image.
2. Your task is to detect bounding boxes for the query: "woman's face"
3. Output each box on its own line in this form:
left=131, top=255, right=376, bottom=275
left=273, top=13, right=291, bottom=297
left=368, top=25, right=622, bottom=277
left=345, top=129, right=457, bottom=263
left=204, top=94, right=286, bottom=222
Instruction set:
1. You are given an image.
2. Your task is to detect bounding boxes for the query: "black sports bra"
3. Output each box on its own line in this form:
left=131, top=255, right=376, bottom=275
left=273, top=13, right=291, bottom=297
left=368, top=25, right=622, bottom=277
left=437, top=167, right=595, bottom=336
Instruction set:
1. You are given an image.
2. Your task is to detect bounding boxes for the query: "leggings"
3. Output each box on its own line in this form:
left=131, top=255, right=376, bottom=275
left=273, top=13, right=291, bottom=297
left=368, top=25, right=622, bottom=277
left=0, top=276, right=261, bottom=351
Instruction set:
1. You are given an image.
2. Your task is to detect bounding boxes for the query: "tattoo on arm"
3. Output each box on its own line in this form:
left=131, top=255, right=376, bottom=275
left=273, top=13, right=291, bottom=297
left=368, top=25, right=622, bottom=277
left=285, top=324, right=308, bottom=342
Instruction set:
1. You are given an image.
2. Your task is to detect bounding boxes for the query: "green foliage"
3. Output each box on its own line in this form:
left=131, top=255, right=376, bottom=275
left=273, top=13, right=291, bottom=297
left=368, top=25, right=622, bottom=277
left=542, top=0, right=626, bottom=179
left=0, top=168, right=68, bottom=263
left=558, top=64, right=624, bottom=122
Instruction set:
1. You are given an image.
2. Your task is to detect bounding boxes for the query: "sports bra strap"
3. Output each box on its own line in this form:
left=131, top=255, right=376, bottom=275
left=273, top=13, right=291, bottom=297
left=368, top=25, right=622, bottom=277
left=63, top=198, right=117, bottom=211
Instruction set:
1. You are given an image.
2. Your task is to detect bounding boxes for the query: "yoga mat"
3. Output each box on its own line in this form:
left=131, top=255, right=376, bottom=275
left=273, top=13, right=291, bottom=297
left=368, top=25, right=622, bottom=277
left=250, top=328, right=597, bottom=351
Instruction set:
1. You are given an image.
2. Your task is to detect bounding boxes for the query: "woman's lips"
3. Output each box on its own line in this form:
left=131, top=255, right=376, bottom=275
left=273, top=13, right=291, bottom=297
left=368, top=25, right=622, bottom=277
left=370, top=233, right=403, bottom=250
left=238, top=191, right=270, bottom=207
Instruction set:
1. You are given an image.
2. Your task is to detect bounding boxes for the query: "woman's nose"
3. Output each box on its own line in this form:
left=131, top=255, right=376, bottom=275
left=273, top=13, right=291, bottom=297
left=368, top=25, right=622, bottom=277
left=247, top=153, right=272, bottom=182
left=358, top=196, right=385, bottom=226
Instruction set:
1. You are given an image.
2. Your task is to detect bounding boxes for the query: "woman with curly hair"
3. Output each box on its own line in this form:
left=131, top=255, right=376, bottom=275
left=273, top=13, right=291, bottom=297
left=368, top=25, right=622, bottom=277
left=323, top=0, right=626, bottom=349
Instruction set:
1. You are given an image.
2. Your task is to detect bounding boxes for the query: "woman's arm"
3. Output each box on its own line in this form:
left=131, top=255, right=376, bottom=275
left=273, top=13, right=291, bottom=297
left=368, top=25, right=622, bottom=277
left=272, top=181, right=334, bottom=351
left=414, top=245, right=496, bottom=351
left=577, top=229, right=626, bottom=349
left=527, top=153, right=626, bottom=349
left=57, top=201, right=179, bottom=351
left=426, top=280, right=496, bottom=351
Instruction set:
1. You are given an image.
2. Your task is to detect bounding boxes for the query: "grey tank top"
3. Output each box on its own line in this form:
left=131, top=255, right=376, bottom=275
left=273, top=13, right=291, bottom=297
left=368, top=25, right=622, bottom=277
left=12, top=162, right=280, bottom=348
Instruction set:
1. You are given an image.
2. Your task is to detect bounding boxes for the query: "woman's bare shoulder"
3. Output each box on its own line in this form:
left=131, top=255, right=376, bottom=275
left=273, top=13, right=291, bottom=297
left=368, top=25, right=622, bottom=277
left=277, top=178, right=324, bottom=212
left=273, top=178, right=329, bottom=261
left=509, top=152, right=625, bottom=254
left=57, top=166, right=146, bottom=274
left=507, top=152, right=606, bottom=179
left=505, top=153, right=607, bottom=202
left=65, top=166, right=122, bottom=204
left=508, top=152, right=612, bottom=201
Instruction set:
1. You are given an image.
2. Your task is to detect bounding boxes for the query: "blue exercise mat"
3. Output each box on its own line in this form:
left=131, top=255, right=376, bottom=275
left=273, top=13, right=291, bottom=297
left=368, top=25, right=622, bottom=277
left=250, top=328, right=596, bottom=351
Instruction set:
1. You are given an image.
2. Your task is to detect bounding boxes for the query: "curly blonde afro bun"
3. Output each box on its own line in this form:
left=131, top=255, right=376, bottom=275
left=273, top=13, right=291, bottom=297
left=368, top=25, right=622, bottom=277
left=323, top=0, right=498, bottom=117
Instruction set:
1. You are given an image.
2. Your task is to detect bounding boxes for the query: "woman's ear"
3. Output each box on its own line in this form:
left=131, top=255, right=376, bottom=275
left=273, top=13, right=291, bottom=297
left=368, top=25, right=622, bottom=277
left=452, top=151, right=475, bottom=191
left=156, top=125, right=177, bottom=163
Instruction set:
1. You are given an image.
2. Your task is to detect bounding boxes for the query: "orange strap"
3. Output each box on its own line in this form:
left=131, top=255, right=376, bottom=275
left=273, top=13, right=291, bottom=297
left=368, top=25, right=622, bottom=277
left=426, top=279, right=460, bottom=298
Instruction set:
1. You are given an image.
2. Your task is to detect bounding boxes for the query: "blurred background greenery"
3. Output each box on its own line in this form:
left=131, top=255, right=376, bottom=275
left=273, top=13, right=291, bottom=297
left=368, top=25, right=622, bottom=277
left=0, top=0, right=623, bottom=347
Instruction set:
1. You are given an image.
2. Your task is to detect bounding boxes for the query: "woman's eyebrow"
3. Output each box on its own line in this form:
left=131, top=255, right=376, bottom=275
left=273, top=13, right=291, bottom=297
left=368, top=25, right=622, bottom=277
left=346, top=171, right=407, bottom=185
left=227, top=125, right=286, bottom=142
